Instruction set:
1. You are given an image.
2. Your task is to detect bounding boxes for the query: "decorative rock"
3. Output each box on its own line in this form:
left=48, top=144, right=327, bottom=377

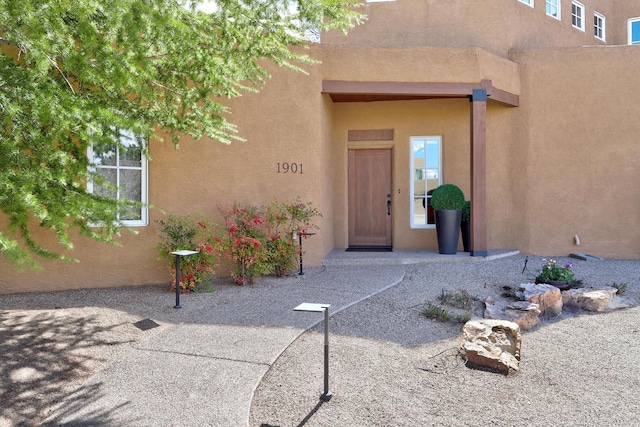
left=460, top=319, right=521, bottom=373
left=516, top=283, right=563, bottom=315
left=505, top=301, right=541, bottom=329
left=562, top=286, right=634, bottom=312
left=484, top=297, right=541, bottom=330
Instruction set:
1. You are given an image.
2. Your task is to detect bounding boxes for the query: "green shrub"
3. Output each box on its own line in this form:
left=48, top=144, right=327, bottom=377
left=422, top=302, right=471, bottom=323
left=424, top=289, right=476, bottom=324
left=155, top=214, right=217, bottom=292
left=612, top=282, right=628, bottom=295
left=431, top=184, right=465, bottom=211
left=437, top=289, right=475, bottom=311
left=461, top=200, right=471, bottom=221
left=422, top=302, right=452, bottom=322
left=264, top=198, right=322, bottom=275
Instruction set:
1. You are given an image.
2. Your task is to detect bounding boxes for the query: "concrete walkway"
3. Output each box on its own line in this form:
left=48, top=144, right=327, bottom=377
left=37, top=250, right=516, bottom=426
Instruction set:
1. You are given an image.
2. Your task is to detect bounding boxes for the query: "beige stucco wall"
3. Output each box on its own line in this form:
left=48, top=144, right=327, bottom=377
left=318, top=45, right=521, bottom=94
left=324, top=0, right=617, bottom=54
left=509, top=45, right=640, bottom=258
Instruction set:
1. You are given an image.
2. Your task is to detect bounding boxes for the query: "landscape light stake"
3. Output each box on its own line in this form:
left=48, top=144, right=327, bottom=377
left=294, top=303, right=333, bottom=401
left=170, top=250, right=199, bottom=309
left=297, top=230, right=316, bottom=275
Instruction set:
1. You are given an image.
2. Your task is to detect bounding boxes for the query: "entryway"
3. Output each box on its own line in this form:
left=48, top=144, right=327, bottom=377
left=347, top=149, right=392, bottom=249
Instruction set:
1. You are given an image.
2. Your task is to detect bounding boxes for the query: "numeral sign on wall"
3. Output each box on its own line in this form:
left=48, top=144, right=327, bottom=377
left=276, top=163, right=303, bottom=174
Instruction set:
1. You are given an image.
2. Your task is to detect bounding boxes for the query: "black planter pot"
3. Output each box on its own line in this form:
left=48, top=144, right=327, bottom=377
left=461, top=220, right=471, bottom=252
left=435, top=210, right=462, bottom=255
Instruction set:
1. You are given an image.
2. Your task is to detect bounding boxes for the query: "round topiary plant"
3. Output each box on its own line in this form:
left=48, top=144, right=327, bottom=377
left=431, top=184, right=465, bottom=211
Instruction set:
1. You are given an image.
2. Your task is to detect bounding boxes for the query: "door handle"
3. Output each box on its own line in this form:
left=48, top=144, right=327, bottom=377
left=387, top=194, right=391, bottom=215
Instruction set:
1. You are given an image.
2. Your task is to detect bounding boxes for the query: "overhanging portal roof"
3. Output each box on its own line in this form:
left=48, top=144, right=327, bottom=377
left=322, top=79, right=519, bottom=107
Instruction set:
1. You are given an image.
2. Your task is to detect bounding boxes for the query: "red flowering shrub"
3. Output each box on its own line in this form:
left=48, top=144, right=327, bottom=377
left=156, top=199, right=322, bottom=288
left=211, top=204, right=273, bottom=284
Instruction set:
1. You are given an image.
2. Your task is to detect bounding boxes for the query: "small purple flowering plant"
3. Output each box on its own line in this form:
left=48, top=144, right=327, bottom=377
left=537, top=258, right=575, bottom=283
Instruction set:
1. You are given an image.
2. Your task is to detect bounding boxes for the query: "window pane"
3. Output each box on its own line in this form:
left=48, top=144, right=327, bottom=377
left=92, top=143, right=117, bottom=166
left=632, top=20, right=640, bottom=44
left=118, top=130, right=142, bottom=167
left=119, top=169, right=142, bottom=220
left=413, top=140, right=425, bottom=198
left=95, top=168, right=117, bottom=199
left=120, top=169, right=142, bottom=202
left=546, top=0, right=559, bottom=18
left=120, top=205, right=142, bottom=221
left=413, top=140, right=426, bottom=225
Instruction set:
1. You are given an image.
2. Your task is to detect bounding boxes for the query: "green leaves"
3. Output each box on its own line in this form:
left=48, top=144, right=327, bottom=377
left=0, top=0, right=361, bottom=269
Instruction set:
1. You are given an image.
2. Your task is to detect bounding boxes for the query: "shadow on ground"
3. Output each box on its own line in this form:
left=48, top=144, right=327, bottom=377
left=0, top=310, right=137, bottom=426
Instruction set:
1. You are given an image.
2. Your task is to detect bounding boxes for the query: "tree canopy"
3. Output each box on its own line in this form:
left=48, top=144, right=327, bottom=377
left=0, top=0, right=362, bottom=268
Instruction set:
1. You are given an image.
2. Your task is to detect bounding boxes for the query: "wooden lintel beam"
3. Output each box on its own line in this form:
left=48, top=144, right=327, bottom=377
left=322, top=80, right=479, bottom=97
left=322, top=80, right=519, bottom=107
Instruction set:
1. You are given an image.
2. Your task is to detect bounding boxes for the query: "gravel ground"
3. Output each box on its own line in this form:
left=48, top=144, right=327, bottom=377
left=249, top=254, right=640, bottom=427
left=1, top=254, right=639, bottom=426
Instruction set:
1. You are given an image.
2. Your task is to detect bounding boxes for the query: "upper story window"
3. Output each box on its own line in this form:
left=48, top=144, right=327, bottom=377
left=546, top=0, right=561, bottom=20
left=87, top=129, right=148, bottom=226
left=518, top=0, right=534, bottom=7
left=571, top=1, right=585, bottom=31
left=410, top=136, right=442, bottom=229
left=629, top=18, right=640, bottom=45
left=594, top=12, right=606, bottom=41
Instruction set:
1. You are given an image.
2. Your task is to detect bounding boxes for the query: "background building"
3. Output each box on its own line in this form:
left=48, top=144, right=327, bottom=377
left=2, top=0, right=639, bottom=293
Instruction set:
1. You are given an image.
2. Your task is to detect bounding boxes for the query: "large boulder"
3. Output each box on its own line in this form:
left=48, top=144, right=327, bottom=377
left=562, top=287, right=634, bottom=312
left=484, top=297, right=541, bottom=330
left=516, top=283, right=563, bottom=315
left=460, top=319, right=521, bottom=374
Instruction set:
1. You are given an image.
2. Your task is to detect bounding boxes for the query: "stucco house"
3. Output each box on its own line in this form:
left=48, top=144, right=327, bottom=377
left=3, top=0, right=640, bottom=293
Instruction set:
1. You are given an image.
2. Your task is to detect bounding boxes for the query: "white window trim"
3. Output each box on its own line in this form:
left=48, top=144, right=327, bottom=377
left=594, top=12, right=606, bottom=41
left=628, top=17, right=640, bottom=45
left=410, top=136, right=442, bottom=229
left=518, top=0, right=534, bottom=8
left=87, top=131, right=149, bottom=227
left=546, top=0, right=561, bottom=20
left=571, top=1, right=585, bottom=31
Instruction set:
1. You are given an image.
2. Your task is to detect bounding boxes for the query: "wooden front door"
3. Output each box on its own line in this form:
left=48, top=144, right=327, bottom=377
left=348, top=149, right=392, bottom=247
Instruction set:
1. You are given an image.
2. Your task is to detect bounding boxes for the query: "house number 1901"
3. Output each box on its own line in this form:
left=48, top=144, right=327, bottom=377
left=277, top=162, right=303, bottom=174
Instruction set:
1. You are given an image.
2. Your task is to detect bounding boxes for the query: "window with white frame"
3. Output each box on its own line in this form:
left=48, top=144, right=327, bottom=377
left=571, top=1, right=585, bottom=31
left=88, top=129, right=148, bottom=226
left=410, top=136, right=442, bottom=228
left=546, top=0, right=560, bottom=20
left=629, top=18, right=640, bottom=45
left=594, top=12, right=606, bottom=41
left=518, top=0, right=534, bottom=7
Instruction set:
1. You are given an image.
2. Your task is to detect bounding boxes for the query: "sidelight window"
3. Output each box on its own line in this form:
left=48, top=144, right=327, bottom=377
left=410, top=136, right=442, bottom=229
